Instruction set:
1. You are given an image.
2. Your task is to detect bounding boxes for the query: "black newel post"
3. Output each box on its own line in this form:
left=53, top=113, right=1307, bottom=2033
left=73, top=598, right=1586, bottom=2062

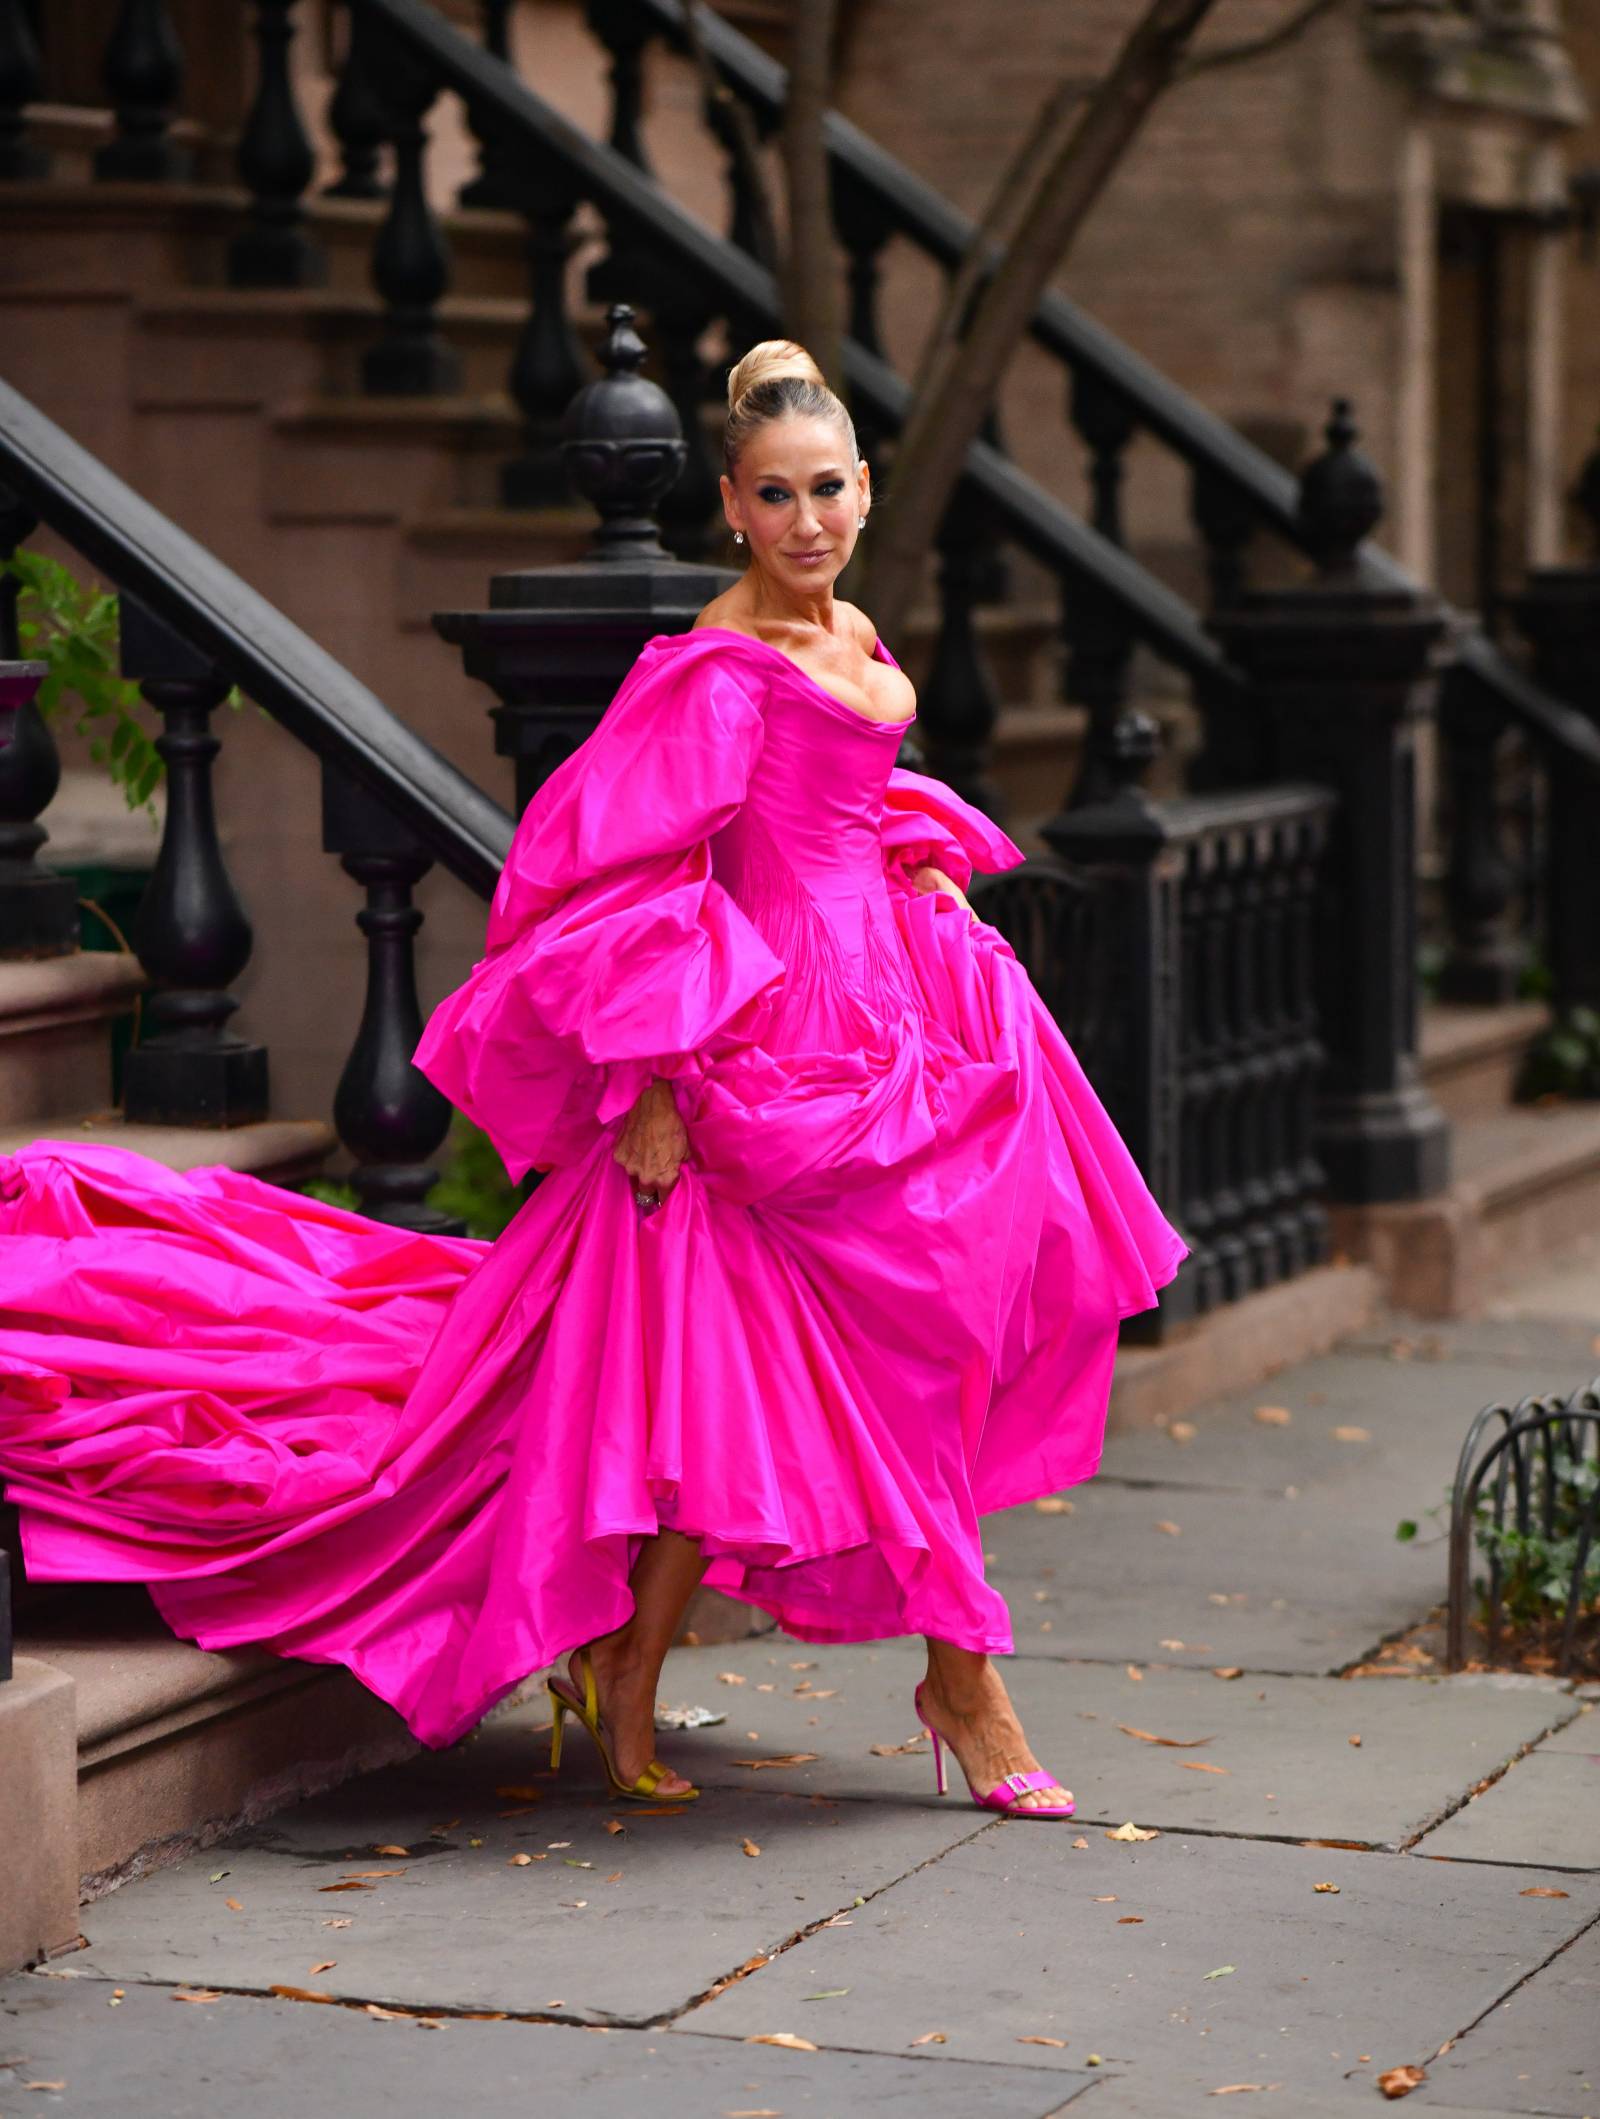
left=95, top=0, right=191, bottom=183
left=1042, top=715, right=1197, bottom=1340
left=324, top=0, right=387, bottom=201
left=1508, top=442, right=1600, bottom=1059
left=229, top=0, right=327, bottom=288
left=322, top=762, right=462, bottom=1231
left=1209, top=400, right=1451, bottom=1203
left=0, top=0, right=47, bottom=182
left=119, top=598, right=267, bottom=1125
left=437, top=303, right=735, bottom=816
left=0, top=491, right=79, bottom=957
left=362, top=31, right=461, bottom=396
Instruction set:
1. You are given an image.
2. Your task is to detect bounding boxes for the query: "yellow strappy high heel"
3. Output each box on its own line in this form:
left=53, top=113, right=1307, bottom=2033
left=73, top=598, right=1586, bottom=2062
left=545, top=1644, right=700, bottom=1803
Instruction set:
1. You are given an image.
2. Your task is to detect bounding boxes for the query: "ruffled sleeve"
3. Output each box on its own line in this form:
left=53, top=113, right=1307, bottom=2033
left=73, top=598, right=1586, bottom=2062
left=412, top=637, right=785, bottom=1183
left=879, top=765, right=1025, bottom=894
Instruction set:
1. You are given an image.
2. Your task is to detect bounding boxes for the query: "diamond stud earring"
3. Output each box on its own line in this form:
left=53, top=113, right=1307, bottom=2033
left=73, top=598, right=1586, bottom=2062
left=858, top=514, right=867, bottom=527
left=733, top=530, right=745, bottom=544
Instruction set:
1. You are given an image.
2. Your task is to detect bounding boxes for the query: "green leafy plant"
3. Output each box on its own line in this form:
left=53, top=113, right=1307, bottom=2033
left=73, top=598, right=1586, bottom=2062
left=1398, top=1456, right=1600, bottom=1637
left=4, top=549, right=248, bottom=818
left=1515, top=1006, right=1600, bottom=1102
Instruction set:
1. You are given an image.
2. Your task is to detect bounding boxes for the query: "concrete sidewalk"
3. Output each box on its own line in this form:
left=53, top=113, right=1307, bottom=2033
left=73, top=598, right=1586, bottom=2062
left=4, top=1249, right=1599, bottom=2116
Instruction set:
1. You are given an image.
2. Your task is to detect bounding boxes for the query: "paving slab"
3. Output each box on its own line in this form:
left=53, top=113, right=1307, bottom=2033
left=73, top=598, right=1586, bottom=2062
left=65, top=1757, right=991, bottom=2026
left=983, top=1477, right=1446, bottom=1673
left=529, top=1642, right=1582, bottom=1849
left=1412, top=1752, right=1600, bottom=1870
left=1533, top=1703, right=1600, bottom=1754
left=1339, top=1310, right=1600, bottom=1375
left=678, top=1831, right=1600, bottom=2099
left=0, top=1973, right=1087, bottom=2118
left=1418, top=1913, right=1600, bottom=2116
left=1071, top=2080, right=1549, bottom=2118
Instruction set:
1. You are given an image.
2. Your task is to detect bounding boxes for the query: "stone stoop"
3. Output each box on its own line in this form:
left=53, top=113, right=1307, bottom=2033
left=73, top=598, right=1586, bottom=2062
left=0, top=1586, right=549, bottom=1980
left=1322, top=1002, right=1600, bottom=1318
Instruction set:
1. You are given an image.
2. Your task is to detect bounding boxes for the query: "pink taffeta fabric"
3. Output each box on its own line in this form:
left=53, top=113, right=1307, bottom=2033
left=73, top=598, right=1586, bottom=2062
left=0, top=628, right=1187, bottom=1749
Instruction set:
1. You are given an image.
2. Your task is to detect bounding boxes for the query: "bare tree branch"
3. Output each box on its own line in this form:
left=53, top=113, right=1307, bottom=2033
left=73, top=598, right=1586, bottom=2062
left=862, top=0, right=1222, bottom=640
left=1178, top=0, right=1347, bottom=78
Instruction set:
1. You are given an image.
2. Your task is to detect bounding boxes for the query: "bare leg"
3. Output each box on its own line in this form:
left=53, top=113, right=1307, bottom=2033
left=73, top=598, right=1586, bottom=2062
left=566, top=1529, right=710, bottom=1793
left=917, top=1638, right=1073, bottom=1812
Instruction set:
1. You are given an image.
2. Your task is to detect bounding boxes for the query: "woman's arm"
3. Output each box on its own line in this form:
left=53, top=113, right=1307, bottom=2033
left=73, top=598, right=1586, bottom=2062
left=908, top=862, right=973, bottom=913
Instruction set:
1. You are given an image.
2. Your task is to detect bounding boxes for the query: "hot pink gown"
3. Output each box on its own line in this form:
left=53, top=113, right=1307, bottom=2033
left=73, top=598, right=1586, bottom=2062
left=0, top=629, right=1185, bottom=1749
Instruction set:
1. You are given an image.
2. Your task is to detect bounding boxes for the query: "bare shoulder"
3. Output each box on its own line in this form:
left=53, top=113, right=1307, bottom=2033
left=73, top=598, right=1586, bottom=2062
left=691, top=586, right=741, bottom=631
left=837, top=600, right=879, bottom=654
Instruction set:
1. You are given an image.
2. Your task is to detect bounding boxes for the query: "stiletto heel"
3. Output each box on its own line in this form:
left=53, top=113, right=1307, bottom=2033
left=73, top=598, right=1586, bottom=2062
left=913, top=1680, right=1075, bottom=1819
left=545, top=1644, right=699, bottom=1804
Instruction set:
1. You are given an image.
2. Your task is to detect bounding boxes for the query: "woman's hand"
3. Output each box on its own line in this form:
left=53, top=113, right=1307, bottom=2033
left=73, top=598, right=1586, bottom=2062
left=909, top=862, right=972, bottom=913
left=613, top=1078, right=689, bottom=1203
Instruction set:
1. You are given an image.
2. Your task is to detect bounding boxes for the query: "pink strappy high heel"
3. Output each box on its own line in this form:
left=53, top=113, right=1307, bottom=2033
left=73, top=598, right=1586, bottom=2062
left=914, top=1680, right=1077, bottom=1818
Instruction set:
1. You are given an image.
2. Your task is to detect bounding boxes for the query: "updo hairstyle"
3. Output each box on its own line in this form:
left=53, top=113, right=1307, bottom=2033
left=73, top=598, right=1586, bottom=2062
left=723, top=339, right=859, bottom=475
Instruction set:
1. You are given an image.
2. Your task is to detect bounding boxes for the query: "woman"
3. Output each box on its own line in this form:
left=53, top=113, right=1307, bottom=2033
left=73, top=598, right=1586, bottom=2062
left=0, top=343, right=1185, bottom=1821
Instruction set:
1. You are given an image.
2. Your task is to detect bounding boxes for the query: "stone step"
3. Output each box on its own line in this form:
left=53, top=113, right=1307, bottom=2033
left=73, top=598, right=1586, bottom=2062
left=1331, top=1098, right=1600, bottom=1318
left=1419, top=999, right=1550, bottom=1122
left=0, top=1110, right=337, bottom=1183
left=0, top=951, right=144, bottom=1128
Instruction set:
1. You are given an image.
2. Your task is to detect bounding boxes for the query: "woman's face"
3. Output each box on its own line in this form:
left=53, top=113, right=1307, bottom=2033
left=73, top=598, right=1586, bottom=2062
left=721, top=414, right=869, bottom=592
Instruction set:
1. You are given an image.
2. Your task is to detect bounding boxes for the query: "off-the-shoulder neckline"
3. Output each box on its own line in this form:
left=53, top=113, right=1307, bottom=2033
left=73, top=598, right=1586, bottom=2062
left=658, top=624, right=916, bottom=730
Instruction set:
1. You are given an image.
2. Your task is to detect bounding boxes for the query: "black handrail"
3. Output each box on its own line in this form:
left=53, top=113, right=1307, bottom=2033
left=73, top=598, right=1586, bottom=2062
left=356, top=0, right=1237, bottom=697
left=631, top=0, right=1600, bottom=779
left=0, top=381, right=513, bottom=896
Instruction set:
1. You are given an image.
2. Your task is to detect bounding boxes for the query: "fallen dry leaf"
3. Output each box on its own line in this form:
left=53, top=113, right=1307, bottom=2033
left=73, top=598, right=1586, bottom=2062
left=910, top=2031, right=947, bottom=2045
left=742, top=1838, right=762, bottom=1858
left=1212, top=1667, right=1243, bottom=1680
left=269, top=1985, right=336, bottom=2004
left=1169, top=1421, right=1197, bottom=1443
left=1181, top=1761, right=1230, bottom=1775
left=1520, top=1886, right=1570, bottom=1898
left=309, top=1960, right=337, bottom=1974
left=173, top=1990, right=223, bottom=2007
left=1313, top=1882, right=1340, bottom=1894
left=1253, top=1405, right=1292, bottom=1426
left=1017, top=2035, right=1068, bottom=2047
left=1126, top=1663, right=1144, bottom=1681
left=733, top=1753, right=820, bottom=1769
left=723, top=2111, right=781, bottom=2118
left=321, top=1918, right=353, bottom=1930
left=373, top=1844, right=410, bottom=1856
left=1154, top=1520, right=1182, bottom=1536
left=1107, top=1822, right=1160, bottom=1843
left=1209, top=2086, right=1283, bottom=2096
left=495, top=1785, right=543, bottom=1801
left=1376, top=2064, right=1427, bottom=2098
left=1117, top=1724, right=1214, bottom=1748
left=1117, top=1916, right=1145, bottom=1924
left=604, top=1819, right=627, bottom=1835
left=364, top=2003, right=413, bottom=2022
left=1332, top=1425, right=1371, bottom=1443
left=1033, top=1495, right=1074, bottom=1513
left=1093, top=1895, right=1119, bottom=1903
left=340, top=1869, right=405, bottom=1881
left=745, top=2032, right=818, bottom=2051
left=317, top=1881, right=373, bottom=1894
left=869, top=1738, right=927, bottom=1757
left=717, top=1671, right=747, bottom=1685
left=224, top=1898, right=243, bottom=1912
left=788, top=1660, right=818, bottom=1670
left=508, top=1853, right=534, bottom=1867
left=605, top=1870, right=623, bottom=1883
left=21, top=2082, right=67, bottom=2093
left=1072, top=1836, right=1089, bottom=1849
left=1349, top=1734, right=1362, bottom=1747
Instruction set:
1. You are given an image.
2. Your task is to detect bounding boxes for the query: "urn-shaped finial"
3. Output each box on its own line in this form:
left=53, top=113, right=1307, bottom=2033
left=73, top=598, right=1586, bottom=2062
left=1296, top=398, right=1383, bottom=575
left=560, top=304, right=689, bottom=566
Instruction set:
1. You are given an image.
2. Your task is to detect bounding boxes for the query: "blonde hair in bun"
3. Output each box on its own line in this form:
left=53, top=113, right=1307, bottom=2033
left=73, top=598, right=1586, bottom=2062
left=723, top=338, right=858, bottom=474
